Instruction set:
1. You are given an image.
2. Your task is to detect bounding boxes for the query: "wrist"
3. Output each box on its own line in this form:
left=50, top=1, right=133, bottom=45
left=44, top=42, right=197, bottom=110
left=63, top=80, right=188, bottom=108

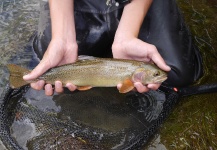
left=112, top=36, right=135, bottom=58
left=113, top=34, right=135, bottom=49
left=50, top=38, right=78, bottom=53
left=51, top=23, right=76, bottom=42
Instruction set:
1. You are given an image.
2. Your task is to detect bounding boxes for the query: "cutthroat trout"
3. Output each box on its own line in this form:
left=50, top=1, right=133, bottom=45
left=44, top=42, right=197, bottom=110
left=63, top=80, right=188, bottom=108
left=7, top=56, right=167, bottom=93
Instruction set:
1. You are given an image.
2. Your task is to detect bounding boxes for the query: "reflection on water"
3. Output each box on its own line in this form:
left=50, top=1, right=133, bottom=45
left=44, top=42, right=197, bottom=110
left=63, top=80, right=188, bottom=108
left=0, top=0, right=40, bottom=95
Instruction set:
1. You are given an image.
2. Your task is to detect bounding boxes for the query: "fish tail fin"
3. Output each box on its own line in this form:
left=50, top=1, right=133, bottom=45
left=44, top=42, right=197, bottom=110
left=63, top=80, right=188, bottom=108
left=7, top=64, right=31, bottom=88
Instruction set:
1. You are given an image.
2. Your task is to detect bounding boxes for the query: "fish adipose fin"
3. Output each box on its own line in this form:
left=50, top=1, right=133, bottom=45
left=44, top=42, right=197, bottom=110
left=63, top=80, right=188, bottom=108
left=77, top=86, right=93, bottom=91
left=7, top=64, right=31, bottom=88
left=119, top=79, right=134, bottom=93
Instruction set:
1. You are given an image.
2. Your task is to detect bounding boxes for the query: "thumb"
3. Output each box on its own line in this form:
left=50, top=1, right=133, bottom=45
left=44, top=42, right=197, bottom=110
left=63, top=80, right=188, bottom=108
left=23, top=60, right=51, bottom=81
left=151, top=52, right=171, bottom=72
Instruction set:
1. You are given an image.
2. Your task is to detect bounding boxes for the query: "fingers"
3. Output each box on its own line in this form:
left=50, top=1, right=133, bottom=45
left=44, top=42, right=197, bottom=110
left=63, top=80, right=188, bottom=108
left=147, top=83, right=161, bottom=90
left=44, top=82, right=77, bottom=96
left=148, top=46, right=171, bottom=72
left=45, top=84, right=53, bottom=96
left=113, top=39, right=171, bottom=72
left=31, top=80, right=76, bottom=96
left=134, top=82, right=161, bottom=93
left=66, top=83, right=77, bottom=91
left=30, top=80, right=45, bottom=90
left=152, top=53, right=171, bottom=72
left=117, top=82, right=160, bottom=93
left=55, top=81, right=64, bottom=93
left=23, top=60, right=51, bottom=81
left=134, top=82, right=149, bottom=93
left=45, top=81, right=77, bottom=96
left=25, top=60, right=52, bottom=93
left=30, top=81, right=53, bottom=96
left=54, top=81, right=77, bottom=93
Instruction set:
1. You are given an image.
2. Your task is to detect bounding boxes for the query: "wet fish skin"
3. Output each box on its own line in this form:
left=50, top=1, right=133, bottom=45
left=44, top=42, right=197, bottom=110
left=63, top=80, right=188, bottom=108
left=7, top=56, right=167, bottom=93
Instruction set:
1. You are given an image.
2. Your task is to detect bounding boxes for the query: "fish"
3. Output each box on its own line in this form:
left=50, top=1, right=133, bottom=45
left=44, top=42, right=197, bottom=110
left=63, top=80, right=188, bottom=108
left=7, top=56, right=168, bottom=93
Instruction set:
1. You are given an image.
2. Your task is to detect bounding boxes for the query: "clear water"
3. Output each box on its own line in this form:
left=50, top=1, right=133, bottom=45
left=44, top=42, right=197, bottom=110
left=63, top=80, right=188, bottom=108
left=0, top=0, right=40, bottom=95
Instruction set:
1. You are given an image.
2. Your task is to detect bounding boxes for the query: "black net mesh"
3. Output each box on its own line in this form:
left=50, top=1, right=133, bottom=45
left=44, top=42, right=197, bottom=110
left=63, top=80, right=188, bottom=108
left=0, top=85, right=180, bottom=150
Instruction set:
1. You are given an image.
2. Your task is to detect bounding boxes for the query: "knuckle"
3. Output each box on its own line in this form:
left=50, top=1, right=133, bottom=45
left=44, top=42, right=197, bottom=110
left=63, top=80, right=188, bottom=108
left=150, top=45, right=157, bottom=52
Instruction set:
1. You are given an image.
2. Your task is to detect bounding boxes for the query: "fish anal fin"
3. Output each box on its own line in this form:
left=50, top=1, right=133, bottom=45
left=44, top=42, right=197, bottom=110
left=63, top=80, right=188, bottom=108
left=119, top=79, right=134, bottom=93
left=77, top=86, right=92, bottom=91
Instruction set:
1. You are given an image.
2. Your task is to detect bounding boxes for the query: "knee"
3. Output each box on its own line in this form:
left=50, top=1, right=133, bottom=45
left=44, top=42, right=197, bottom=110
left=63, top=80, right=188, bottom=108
left=165, top=66, right=196, bottom=87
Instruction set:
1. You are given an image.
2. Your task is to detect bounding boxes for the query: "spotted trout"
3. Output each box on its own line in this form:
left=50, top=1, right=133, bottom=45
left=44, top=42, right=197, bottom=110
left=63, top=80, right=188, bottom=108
left=7, top=56, right=167, bottom=93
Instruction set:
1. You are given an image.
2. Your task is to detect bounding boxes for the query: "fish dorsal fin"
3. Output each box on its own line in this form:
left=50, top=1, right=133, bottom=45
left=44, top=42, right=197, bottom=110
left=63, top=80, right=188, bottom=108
left=78, top=55, right=98, bottom=61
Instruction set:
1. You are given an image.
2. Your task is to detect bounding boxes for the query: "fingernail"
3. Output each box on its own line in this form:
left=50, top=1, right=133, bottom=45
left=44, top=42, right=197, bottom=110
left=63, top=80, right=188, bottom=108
left=55, top=81, right=62, bottom=87
left=117, top=84, right=122, bottom=90
left=45, top=84, right=53, bottom=96
left=55, top=81, right=63, bottom=93
left=23, top=74, right=30, bottom=80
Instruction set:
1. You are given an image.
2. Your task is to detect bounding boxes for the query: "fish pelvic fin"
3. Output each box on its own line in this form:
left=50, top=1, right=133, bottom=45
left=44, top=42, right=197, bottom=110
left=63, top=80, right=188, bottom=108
left=119, top=79, right=134, bottom=93
left=7, top=64, right=31, bottom=88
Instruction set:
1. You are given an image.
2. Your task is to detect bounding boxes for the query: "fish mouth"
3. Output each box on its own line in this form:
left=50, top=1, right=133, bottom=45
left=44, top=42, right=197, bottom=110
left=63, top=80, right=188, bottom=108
left=154, top=76, right=168, bottom=83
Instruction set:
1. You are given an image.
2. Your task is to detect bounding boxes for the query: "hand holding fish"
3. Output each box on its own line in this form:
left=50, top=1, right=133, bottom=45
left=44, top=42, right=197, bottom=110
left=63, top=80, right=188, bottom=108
left=8, top=54, right=169, bottom=96
left=112, top=38, right=171, bottom=93
left=112, top=1, right=171, bottom=93
left=11, top=35, right=170, bottom=96
left=23, top=38, right=78, bottom=95
left=12, top=0, right=170, bottom=96
left=17, top=37, right=170, bottom=96
left=22, top=0, right=78, bottom=95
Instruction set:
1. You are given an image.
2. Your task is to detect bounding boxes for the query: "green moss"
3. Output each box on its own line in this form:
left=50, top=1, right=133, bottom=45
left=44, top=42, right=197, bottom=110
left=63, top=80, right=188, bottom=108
left=160, top=0, right=217, bottom=149
left=161, top=94, right=217, bottom=149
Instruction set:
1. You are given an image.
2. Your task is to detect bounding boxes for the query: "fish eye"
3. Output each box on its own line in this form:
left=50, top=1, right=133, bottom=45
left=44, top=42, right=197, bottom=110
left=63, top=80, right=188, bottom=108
left=153, top=71, right=161, bottom=77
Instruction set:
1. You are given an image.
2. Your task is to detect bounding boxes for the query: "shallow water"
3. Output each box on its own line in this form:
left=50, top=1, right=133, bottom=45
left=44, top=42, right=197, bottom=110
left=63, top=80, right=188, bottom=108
left=0, top=0, right=217, bottom=149
left=0, top=1, right=39, bottom=148
left=0, top=0, right=40, bottom=95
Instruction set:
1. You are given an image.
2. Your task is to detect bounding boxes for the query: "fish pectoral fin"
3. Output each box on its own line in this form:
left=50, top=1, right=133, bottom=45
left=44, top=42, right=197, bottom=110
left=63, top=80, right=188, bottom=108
left=77, top=86, right=93, bottom=91
left=119, top=79, right=134, bottom=93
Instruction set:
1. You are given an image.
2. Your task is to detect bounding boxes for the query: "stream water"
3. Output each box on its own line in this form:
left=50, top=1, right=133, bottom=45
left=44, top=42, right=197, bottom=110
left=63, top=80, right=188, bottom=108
left=0, top=0, right=216, bottom=149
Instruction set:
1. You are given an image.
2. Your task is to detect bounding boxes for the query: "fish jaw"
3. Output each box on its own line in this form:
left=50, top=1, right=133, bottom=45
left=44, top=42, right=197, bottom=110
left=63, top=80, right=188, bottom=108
left=151, top=75, right=167, bottom=84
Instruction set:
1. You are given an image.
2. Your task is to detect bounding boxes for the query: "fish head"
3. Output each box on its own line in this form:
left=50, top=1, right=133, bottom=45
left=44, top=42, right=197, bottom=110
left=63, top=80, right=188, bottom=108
left=132, top=65, right=167, bottom=85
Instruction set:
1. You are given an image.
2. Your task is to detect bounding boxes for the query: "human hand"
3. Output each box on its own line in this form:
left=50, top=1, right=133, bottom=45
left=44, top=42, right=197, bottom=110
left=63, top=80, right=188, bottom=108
left=112, top=38, right=171, bottom=93
left=23, top=38, right=78, bottom=96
